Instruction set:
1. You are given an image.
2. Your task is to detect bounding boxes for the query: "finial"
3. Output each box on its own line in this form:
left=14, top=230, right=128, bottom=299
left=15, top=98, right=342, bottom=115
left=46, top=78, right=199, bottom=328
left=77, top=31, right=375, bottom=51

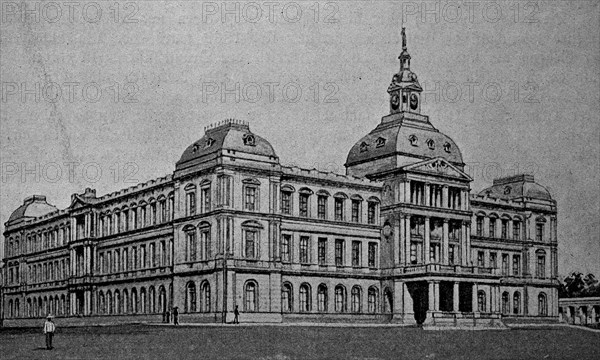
left=402, top=27, right=407, bottom=51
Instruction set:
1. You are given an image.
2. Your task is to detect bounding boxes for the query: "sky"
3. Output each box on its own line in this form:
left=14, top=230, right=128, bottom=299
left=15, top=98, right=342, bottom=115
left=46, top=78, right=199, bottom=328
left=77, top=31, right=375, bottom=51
left=0, top=0, right=598, bottom=278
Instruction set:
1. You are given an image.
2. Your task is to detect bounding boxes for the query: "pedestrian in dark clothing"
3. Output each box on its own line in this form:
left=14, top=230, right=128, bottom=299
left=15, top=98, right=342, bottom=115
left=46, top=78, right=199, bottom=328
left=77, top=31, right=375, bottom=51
left=233, top=305, right=240, bottom=324
left=43, top=315, right=56, bottom=350
left=173, top=306, right=179, bottom=325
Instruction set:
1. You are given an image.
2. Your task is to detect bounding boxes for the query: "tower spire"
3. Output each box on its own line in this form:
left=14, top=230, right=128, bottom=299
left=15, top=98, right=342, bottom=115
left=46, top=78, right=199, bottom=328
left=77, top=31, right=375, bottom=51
left=398, top=27, right=411, bottom=71
left=402, top=27, right=407, bottom=51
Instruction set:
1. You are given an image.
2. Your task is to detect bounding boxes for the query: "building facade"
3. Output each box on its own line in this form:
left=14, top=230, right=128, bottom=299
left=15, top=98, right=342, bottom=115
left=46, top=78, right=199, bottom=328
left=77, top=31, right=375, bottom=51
left=1, top=30, right=559, bottom=327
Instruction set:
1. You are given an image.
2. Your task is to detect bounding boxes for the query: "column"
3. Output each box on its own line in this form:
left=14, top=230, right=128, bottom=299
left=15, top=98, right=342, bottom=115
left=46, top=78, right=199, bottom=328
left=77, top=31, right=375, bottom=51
left=361, top=241, right=369, bottom=268
left=453, top=282, right=460, bottom=312
left=327, top=237, right=335, bottom=267
left=345, top=239, right=352, bottom=268
left=433, top=281, right=440, bottom=311
left=85, top=247, right=90, bottom=275
left=403, top=282, right=414, bottom=317
left=424, top=217, right=430, bottom=264
left=442, top=219, right=449, bottom=264
left=428, top=282, right=435, bottom=311
left=394, top=214, right=406, bottom=265
left=465, top=223, right=471, bottom=266
left=472, top=283, right=479, bottom=314
left=395, top=216, right=402, bottom=265
left=424, top=183, right=430, bottom=206
left=70, top=249, right=75, bottom=276
left=508, top=220, right=514, bottom=240
left=311, top=235, right=318, bottom=265
left=405, top=215, right=411, bottom=265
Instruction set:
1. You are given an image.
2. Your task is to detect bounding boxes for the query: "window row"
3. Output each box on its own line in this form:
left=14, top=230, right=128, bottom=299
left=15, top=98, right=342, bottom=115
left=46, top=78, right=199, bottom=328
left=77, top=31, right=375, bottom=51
left=99, top=194, right=174, bottom=237
left=97, top=285, right=168, bottom=315
left=280, top=235, right=378, bottom=268
left=6, top=225, right=71, bottom=257
left=184, top=224, right=212, bottom=262
left=475, top=250, right=547, bottom=278
left=280, top=283, right=380, bottom=313
left=98, top=240, right=172, bottom=274
left=409, top=181, right=464, bottom=210
left=25, top=259, right=69, bottom=284
left=498, top=291, right=548, bottom=316
left=409, top=216, right=463, bottom=241
left=475, top=216, right=522, bottom=240
left=280, top=186, right=380, bottom=225
left=408, top=242, right=461, bottom=265
left=184, top=182, right=212, bottom=217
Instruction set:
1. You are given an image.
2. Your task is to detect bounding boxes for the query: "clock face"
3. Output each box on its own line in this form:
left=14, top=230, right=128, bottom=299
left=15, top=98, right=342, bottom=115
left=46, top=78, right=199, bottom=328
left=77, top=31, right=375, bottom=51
left=391, top=94, right=400, bottom=110
left=410, top=94, right=419, bottom=110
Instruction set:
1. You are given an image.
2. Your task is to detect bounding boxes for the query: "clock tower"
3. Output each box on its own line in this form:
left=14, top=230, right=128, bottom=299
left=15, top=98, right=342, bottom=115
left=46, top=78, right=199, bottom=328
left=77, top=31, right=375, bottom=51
left=388, top=28, right=422, bottom=114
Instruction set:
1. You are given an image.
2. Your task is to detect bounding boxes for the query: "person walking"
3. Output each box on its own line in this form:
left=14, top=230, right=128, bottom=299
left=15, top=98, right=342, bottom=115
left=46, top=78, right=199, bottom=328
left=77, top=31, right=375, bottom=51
left=172, top=306, right=179, bottom=325
left=43, top=315, right=56, bottom=350
left=233, top=305, right=240, bottom=324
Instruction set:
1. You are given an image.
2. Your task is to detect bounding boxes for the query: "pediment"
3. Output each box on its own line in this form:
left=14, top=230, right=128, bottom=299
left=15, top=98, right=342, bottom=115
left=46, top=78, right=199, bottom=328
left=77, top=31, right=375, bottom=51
left=403, top=157, right=472, bottom=181
left=69, top=196, right=89, bottom=210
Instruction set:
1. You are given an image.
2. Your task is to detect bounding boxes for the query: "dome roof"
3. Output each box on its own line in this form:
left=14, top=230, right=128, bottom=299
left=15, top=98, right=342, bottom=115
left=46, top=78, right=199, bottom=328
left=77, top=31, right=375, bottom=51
left=176, top=119, right=278, bottom=170
left=8, top=195, right=58, bottom=223
left=479, top=174, right=552, bottom=201
left=345, top=113, right=464, bottom=174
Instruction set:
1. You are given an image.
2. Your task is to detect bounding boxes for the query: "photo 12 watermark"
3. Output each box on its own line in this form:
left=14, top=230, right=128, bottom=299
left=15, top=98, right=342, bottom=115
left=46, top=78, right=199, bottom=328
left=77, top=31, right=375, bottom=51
left=200, top=81, right=340, bottom=104
left=401, top=1, right=541, bottom=24
left=1, top=81, right=139, bottom=103
left=420, top=81, right=540, bottom=104
left=1, top=162, right=140, bottom=184
left=199, top=1, right=340, bottom=24
left=0, top=1, right=141, bottom=24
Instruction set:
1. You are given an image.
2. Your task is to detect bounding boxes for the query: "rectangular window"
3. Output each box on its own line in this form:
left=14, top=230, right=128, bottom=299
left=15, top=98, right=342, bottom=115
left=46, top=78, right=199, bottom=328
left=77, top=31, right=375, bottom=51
left=299, top=194, right=309, bottom=217
left=536, top=223, right=544, bottom=242
left=202, top=187, right=211, bottom=212
left=245, top=230, right=256, bottom=258
left=502, top=254, right=509, bottom=275
left=281, top=191, right=292, bottom=215
left=335, top=239, right=344, bottom=266
left=186, top=192, right=196, bottom=216
left=281, top=234, right=290, bottom=262
left=299, top=236, right=309, bottom=263
left=368, top=242, right=377, bottom=268
left=200, top=230, right=210, bottom=260
left=367, top=202, right=377, bottom=224
left=489, top=252, right=497, bottom=268
left=477, top=251, right=485, bottom=267
left=513, top=221, right=521, bottom=240
left=334, top=198, right=344, bottom=221
left=512, top=255, right=521, bottom=276
left=245, top=186, right=257, bottom=211
left=317, top=195, right=327, bottom=219
left=141, top=245, right=147, bottom=268
left=501, top=220, right=508, bottom=239
left=352, top=241, right=361, bottom=267
left=187, top=232, right=196, bottom=262
left=318, top=238, right=327, bottom=265
left=150, top=243, right=156, bottom=267
left=489, top=219, right=496, bottom=238
left=351, top=200, right=361, bottom=223
left=410, top=243, right=418, bottom=264
left=430, top=243, right=440, bottom=263
left=449, top=245, right=456, bottom=265
left=537, top=255, right=546, bottom=278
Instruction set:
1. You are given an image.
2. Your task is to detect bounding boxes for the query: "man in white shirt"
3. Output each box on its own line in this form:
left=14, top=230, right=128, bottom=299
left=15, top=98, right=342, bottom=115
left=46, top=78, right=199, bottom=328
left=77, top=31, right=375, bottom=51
left=43, top=315, right=56, bottom=350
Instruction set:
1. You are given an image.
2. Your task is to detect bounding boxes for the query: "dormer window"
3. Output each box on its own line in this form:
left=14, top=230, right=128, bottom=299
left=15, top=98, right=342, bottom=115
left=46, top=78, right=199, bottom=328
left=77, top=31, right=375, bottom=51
left=359, top=142, right=369, bottom=153
left=376, top=137, right=386, bottom=148
left=243, top=134, right=256, bottom=146
left=408, top=135, right=418, bottom=146
left=426, top=139, right=435, bottom=150
left=192, top=144, right=200, bottom=153
left=443, top=142, right=451, bottom=153
left=504, top=186, right=511, bottom=195
left=204, top=138, right=215, bottom=149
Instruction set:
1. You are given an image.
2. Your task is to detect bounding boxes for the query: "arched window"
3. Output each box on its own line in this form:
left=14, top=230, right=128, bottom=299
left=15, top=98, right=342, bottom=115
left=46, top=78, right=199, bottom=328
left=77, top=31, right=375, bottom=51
left=351, top=286, right=362, bottom=313
left=317, top=284, right=328, bottom=312
left=123, top=289, right=129, bottom=314
left=115, top=290, right=121, bottom=314
left=501, top=292, right=509, bottom=314
left=37, top=297, right=43, bottom=318
left=299, top=283, right=311, bottom=312
left=198, top=222, right=211, bottom=261
left=334, top=285, right=346, bottom=313
left=106, top=291, right=113, bottom=315
left=477, top=291, right=486, bottom=312
left=8, top=300, right=13, bottom=318
left=186, top=282, right=197, bottom=312
left=368, top=286, right=378, bottom=313
left=158, top=286, right=167, bottom=314
left=241, top=221, right=262, bottom=259
left=538, top=293, right=548, bottom=316
left=27, top=298, right=32, bottom=318
left=245, top=281, right=258, bottom=312
left=201, top=282, right=211, bottom=312
left=513, top=291, right=521, bottom=315
left=61, top=295, right=66, bottom=316
left=281, top=283, right=293, bottom=313
left=184, top=226, right=197, bottom=262
left=131, top=288, right=138, bottom=314
left=99, top=291, right=106, bottom=314
left=384, top=288, right=393, bottom=313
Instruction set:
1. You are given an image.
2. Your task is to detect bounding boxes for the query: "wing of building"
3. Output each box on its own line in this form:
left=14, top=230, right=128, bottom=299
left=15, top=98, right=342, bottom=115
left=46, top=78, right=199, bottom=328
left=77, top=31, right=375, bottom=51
left=1, top=29, right=559, bottom=328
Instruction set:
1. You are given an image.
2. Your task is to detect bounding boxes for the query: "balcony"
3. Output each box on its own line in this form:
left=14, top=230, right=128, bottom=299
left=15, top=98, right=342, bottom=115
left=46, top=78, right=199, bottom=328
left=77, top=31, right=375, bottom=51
left=398, top=264, right=498, bottom=277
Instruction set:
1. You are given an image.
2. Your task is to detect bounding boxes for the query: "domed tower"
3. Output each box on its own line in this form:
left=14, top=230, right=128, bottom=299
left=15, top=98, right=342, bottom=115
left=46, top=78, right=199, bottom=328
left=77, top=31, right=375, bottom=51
left=345, top=28, right=465, bottom=179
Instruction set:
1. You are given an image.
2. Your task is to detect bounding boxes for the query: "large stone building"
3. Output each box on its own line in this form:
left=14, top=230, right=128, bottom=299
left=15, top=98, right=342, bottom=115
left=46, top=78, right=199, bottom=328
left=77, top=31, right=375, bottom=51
left=1, top=29, right=559, bottom=327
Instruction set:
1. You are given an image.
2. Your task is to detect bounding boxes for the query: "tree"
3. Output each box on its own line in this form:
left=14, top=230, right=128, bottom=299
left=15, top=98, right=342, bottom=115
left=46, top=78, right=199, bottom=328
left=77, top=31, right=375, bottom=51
left=559, top=272, right=600, bottom=298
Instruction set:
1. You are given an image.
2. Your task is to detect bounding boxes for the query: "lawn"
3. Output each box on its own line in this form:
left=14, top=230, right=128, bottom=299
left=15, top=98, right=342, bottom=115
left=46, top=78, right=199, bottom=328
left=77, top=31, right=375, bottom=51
left=1, top=324, right=598, bottom=360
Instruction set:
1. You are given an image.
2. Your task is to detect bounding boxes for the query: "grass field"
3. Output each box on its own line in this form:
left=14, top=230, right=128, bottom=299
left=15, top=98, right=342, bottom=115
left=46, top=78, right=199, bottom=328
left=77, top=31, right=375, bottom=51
left=1, top=324, right=599, bottom=359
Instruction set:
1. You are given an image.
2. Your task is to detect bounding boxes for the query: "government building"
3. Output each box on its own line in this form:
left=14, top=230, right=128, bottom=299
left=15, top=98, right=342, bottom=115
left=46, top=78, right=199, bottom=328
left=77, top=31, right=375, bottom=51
left=1, top=29, right=559, bottom=327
